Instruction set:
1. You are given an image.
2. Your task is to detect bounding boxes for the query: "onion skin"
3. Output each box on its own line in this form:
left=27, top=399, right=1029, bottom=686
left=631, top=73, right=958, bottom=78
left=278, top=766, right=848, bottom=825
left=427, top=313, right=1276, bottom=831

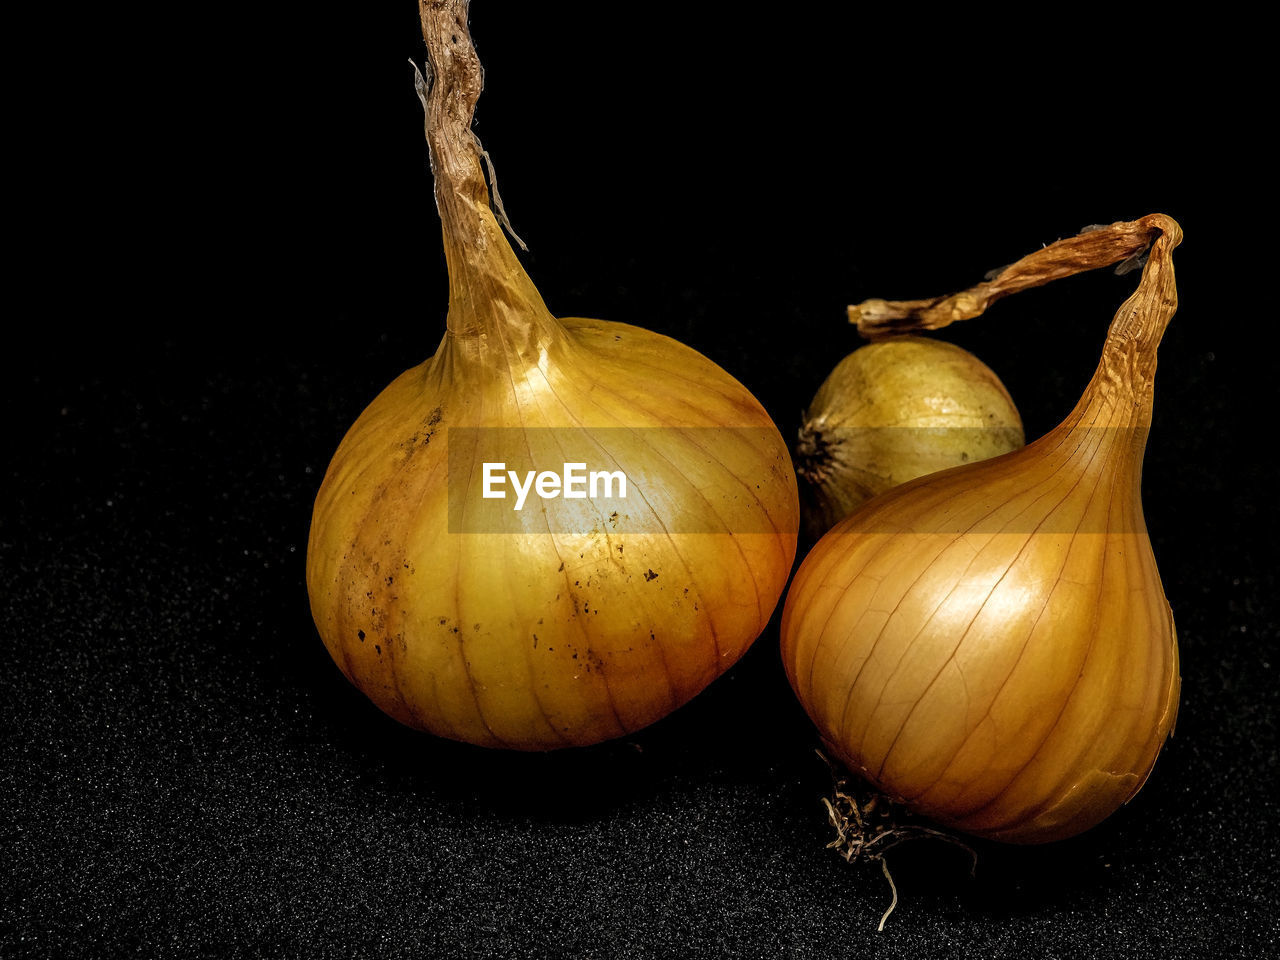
left=305, top=0, right=798, bottom=750
left=307, top=321, right=797, bottom=750
left=781, top=217, right=1182, bottom=843
left=797, top=336, right=1023, bottom=541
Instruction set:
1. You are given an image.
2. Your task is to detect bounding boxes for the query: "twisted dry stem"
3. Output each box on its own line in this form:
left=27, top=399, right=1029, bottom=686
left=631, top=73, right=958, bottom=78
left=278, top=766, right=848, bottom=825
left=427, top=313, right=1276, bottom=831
left=849, top=214, right=1180, bottom=340
left=415, top=0, right=545, bottom=342
left=418, top=0, right=489, bottom=244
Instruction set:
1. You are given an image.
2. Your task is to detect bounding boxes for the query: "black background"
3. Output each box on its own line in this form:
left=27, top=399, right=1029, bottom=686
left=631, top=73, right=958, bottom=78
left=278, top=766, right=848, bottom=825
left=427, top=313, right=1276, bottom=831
left=4, top=4, right=1275, bottom=958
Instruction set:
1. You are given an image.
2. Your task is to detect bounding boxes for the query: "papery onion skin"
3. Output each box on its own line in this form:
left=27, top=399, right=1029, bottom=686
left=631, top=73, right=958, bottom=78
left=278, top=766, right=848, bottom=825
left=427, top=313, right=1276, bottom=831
left=781, top=217, right=1182, bottom=843
left=305, top=0, right=798, bottom=751
left=797, top=336, right=1023, bottom=541
left=307, top=320, right=798, bottom=751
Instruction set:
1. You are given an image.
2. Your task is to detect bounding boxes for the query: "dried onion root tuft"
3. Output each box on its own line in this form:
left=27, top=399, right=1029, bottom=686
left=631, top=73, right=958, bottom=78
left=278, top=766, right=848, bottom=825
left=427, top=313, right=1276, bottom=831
left=817, top=751, right=976, bottom=931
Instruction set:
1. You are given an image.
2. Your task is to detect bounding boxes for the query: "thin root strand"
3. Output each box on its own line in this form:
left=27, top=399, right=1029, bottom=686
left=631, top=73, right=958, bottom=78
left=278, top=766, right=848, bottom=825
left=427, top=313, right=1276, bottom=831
left=878, top=858, right=898, bottom=932
left=816, top=749, right=978, bottom=929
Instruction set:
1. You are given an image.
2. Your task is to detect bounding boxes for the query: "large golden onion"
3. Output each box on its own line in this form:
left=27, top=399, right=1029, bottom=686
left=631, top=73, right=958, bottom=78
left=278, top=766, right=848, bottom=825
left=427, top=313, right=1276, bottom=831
left=305, top=0, right=798, bottom=750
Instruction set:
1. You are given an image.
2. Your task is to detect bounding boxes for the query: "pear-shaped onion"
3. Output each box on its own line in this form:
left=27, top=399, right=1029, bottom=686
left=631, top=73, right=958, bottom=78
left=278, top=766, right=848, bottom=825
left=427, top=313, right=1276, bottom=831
left=781, top=216, right=1182, bottom=842
left=305, top=0, right=798, bottom=750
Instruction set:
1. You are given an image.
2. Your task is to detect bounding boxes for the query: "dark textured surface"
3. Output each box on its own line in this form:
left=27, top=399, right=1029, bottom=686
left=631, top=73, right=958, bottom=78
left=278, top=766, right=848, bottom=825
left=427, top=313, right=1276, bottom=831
left=4, top=6, right=1275, bottom=958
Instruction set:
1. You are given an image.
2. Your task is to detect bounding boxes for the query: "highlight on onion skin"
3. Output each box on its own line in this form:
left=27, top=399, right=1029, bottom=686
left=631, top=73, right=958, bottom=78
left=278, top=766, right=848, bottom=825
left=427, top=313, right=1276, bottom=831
left=796, top=336, right=1023, bottom=542
left=781, top=215, right=1183, bottom=843
left=305, top=0, right=799, bottom=751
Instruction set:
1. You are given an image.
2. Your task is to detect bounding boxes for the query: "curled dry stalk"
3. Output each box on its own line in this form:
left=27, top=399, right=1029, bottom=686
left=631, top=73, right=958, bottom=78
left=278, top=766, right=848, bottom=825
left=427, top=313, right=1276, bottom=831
left=848, top=214, right=1174, bottom=339
left=817, top=750, right=977, bottom=931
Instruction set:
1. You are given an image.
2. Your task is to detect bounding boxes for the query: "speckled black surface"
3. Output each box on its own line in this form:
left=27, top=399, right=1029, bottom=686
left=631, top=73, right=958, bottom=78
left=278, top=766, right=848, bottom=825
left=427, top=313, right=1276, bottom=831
left=3, top=7, right=1275, bottom=958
